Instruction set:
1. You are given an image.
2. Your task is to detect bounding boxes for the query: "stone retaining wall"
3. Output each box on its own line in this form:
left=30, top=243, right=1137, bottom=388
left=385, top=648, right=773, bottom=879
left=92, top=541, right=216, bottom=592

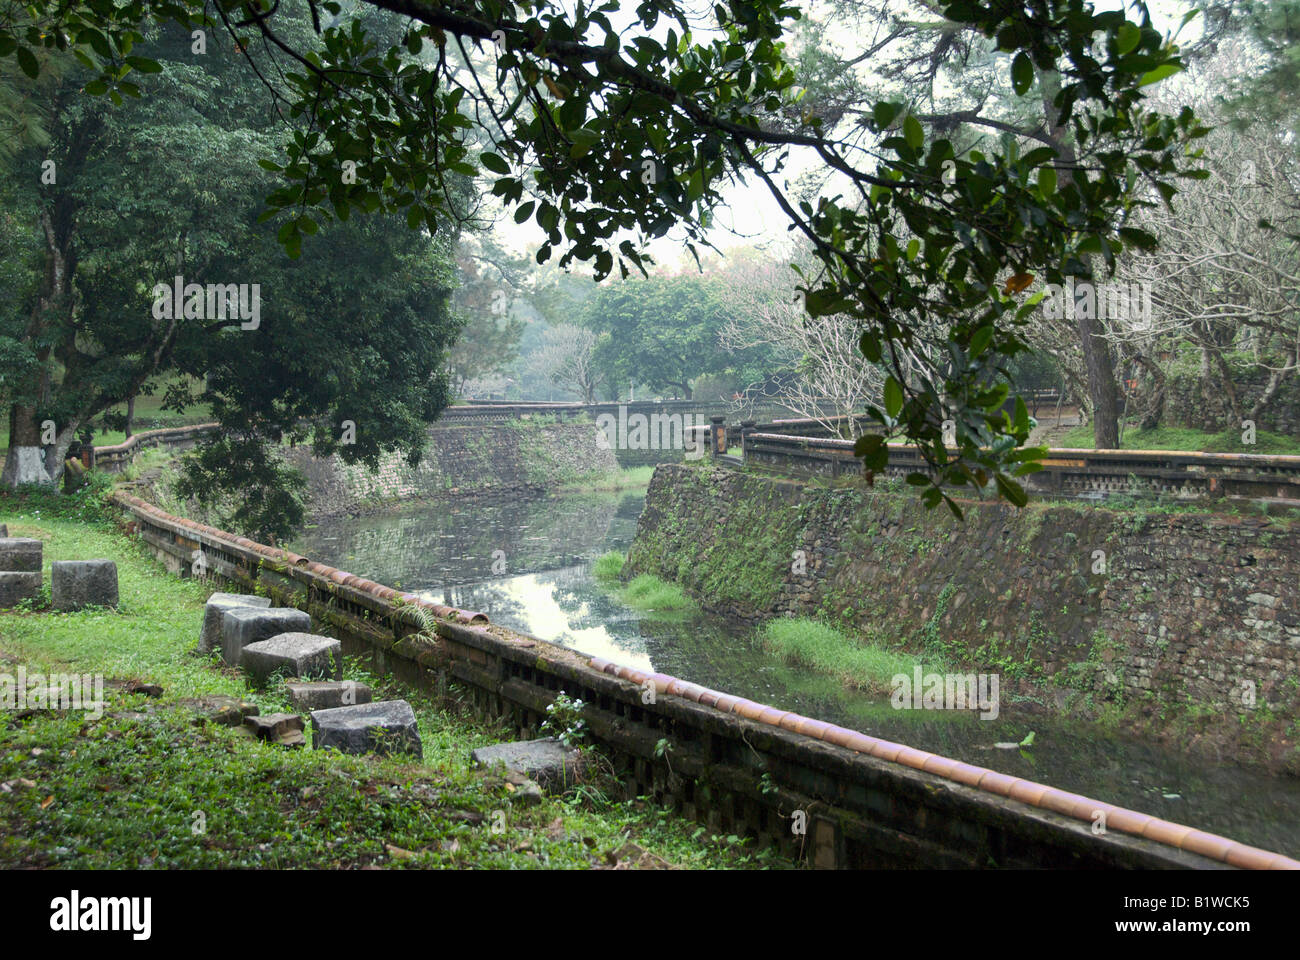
left=629, top=465, right=1300, bottom=760
left=284, top=420, right=619, bottom=517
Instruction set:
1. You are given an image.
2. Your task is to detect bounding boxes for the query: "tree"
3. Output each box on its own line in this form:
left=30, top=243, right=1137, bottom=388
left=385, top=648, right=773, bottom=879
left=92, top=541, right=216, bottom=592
left=531, top=323, right=605, bottom=403
left=0, top=9, right=461, bottom=539
left=1100, top=47, right=1300, bottom=433
left=3, top=0, right=1207, bottom=511
left=719, top=252, right=884, bottom=432
left=582, top=272, right=729, bottom=399
left=446, top=250, right=526, bottom=398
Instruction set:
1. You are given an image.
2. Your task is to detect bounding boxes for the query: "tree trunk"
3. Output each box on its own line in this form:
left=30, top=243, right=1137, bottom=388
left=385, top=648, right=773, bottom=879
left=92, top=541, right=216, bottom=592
left=1, top=406, right=54, bottom=487
left=1042, top=75, right=1121, bottom=449
left=1131, top=354, right=1166, bottom=431
left=1078, top=305, right=1121, bottom=448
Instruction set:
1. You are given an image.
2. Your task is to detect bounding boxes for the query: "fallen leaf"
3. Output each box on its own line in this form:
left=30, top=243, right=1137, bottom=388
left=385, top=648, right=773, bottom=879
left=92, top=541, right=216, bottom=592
left=385, top=843, right=415, bottom=860
left=40, top=795, right=54, bottom=809
left=546, top=816, right=565, bottom=840
left=1003, top=272, right=1035, bottom=294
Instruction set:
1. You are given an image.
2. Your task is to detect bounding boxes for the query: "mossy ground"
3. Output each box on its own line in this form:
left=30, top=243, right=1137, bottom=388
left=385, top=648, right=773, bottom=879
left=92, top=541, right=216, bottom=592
left=0, top=487, right=783, bottom=869
left=1056, top=422, right=1300, bottom=455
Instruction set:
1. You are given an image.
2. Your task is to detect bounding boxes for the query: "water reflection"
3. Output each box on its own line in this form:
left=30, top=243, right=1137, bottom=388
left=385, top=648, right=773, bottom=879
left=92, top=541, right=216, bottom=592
left=292, top=489, right=1300, bottom=857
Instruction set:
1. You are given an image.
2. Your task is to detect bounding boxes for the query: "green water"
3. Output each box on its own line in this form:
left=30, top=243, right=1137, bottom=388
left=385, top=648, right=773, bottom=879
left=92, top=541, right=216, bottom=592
left=291, top=489, right=1300, bottom=858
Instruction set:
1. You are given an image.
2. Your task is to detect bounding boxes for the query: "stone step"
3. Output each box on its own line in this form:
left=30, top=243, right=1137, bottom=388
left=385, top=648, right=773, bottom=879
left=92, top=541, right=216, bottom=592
left=284, top=680, right=372, bottom=711
left=240, top=632, right=341, bottom=684
left=51, top=559, right=118, bottom=612
left=219, top=607, right=311, bottom=666
left=310, top=700, right=422, bottom=759
left=470, top=738, right=587, bottom=790
left=243, top=712, right=307, bottom=747
left=0, top=571, right=41, bottom=608
left=0, top=538, right=42, bottom=573
left=199, top=592, right=271, bottom=656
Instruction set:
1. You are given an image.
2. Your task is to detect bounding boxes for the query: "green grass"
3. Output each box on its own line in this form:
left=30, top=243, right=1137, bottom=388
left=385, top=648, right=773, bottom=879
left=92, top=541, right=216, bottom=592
left=760, top=617, right=944, bottom=695
left=1056, top=423, right=1300, bottom=455
left=593, top=551, right=626, bottom=582
left=621, top=574, right=698, bottom=616
left=0, top=500, right=782, bottom=869
left=559, top=465, right=656, bottom=493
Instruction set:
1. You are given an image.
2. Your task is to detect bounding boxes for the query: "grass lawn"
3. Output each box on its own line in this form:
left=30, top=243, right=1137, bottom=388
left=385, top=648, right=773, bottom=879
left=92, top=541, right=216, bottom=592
left=1056, top=422, right=1300, bottom=455
left=0, top=489, right=780, bottom=869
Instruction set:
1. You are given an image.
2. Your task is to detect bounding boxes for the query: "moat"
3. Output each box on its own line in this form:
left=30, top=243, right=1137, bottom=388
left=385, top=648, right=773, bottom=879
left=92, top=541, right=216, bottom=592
left=290, top=487, right=1300, bottom=858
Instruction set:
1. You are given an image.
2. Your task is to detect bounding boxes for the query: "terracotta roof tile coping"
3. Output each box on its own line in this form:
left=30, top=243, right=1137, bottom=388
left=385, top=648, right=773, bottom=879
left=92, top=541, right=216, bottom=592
left=587, top=656, right=1299, bottom=869
left=94, top=423, right=220, bottom=455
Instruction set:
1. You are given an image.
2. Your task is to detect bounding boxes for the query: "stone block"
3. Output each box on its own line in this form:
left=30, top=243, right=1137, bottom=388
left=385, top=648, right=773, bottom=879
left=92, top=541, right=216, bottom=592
left=199, top=592, right=271, bottom=656
left=310, top=700, right=422, bottom=759
left=219, top=606, right=310, bottom=666
left=51, top=559, right=118, bottom=611
left=243, top=712, right=307, bottom=746
left=178, top=694, right=260, bottom=727
left=0, top=538, right=42, bottom=572
left=470, top=738, right=587, bottom=790
left=0, top=571, right=41, bottom=608
left=284, top=680, right=372, bottom=711
left=239, top=632, right=341, bottom=683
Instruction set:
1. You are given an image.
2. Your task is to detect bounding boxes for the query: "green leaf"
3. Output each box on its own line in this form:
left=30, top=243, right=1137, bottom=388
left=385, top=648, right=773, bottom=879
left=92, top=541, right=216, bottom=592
left=1137, top=63, right=1181, bottom=88
left=83, top=79, right=109, bottom=96
left=969, top=325, right=993, bottom=356
left=883, top=376, right=904, bottom=418
left=480, top=152, right=510, bottom=174
left=1011, top=52, right=1033, bottom=96
left=903, top=115, right=923, bottom=150
left=1116, top=23, right=1141, bottom=56
left=994, top=473, right=1028, bottom=507
left=871, top=101, right=901, bottom=129
left=569, top=128, right=600, bottom=158
left=16, top=46, right=39, bottom=80
left=126, top=56, right=162, bottom=73
left=514, top=200, right=536, bottom=224
left=1037, top=165, right=1057, bottom=196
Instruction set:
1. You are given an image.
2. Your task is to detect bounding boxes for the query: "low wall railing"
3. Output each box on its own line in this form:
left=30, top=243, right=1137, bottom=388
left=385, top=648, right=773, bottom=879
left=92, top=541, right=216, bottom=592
left=737, top=432, right=1300, bottom=503
left=92, top=423, right=220, bottom=473
left=108, top=490, right=1298, bottom=869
